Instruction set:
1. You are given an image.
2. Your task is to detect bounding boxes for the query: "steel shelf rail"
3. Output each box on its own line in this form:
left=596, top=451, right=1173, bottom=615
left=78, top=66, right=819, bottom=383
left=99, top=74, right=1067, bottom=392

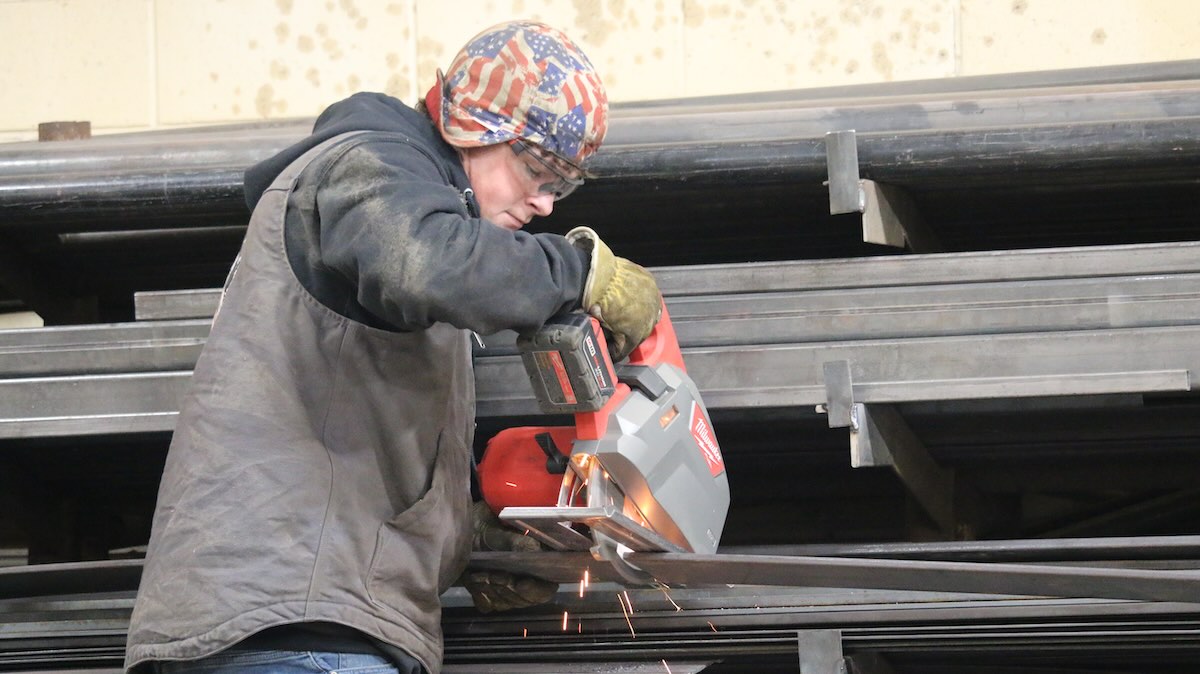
left=4, top=557, right=1200, bottom=672
left=2, top=77, right=1199, bottom=233
left=5, top=241, right=1200, bottom=437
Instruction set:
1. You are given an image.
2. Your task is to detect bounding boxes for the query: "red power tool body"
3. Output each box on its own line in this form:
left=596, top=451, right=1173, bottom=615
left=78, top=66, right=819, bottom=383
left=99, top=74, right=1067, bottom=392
left=477, top=303, right=730, bottom=583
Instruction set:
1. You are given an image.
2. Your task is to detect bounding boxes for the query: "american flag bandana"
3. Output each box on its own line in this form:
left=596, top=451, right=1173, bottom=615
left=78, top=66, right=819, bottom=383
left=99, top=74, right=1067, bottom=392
left=432, top=21, right=608, bottom=168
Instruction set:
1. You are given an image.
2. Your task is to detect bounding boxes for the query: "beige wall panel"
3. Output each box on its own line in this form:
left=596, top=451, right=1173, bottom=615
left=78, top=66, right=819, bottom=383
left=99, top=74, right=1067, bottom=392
left=0, top=0, right=153, bottom=133
left=680, top=0, right=956, bottom=97
left=413, top=0, right=687, bottom=103
left=155, top=0, right=417, bottom=124
left=961, top=0, right=1200, bottom=76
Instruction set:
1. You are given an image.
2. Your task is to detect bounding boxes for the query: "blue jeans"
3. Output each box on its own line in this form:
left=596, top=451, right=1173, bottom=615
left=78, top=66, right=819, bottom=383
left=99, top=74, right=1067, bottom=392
left=154, top=650, right=408, bottom=674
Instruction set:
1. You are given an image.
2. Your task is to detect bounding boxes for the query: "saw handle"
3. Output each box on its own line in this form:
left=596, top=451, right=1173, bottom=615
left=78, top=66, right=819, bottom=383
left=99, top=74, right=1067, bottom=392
left=623, top=300, right=684, bottom=372
left=576, top=301, right=681, bottom=442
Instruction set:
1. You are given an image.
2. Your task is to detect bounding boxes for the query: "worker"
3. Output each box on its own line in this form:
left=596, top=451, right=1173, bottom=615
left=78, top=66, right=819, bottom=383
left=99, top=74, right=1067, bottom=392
left=124, top=20, right=660, bottom=674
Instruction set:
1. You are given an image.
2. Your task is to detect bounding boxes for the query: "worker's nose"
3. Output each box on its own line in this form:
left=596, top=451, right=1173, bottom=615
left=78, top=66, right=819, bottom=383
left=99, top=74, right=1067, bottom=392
left=529, top=192, right=554, bottom=218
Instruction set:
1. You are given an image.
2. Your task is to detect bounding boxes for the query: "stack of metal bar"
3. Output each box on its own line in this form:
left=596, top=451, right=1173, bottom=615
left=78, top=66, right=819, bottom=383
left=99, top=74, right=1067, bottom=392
left=2, top=61, right=1200, bottom=673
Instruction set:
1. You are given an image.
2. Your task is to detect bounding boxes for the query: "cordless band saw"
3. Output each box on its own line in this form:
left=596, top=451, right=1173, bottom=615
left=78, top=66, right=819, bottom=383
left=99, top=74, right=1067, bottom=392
left=478, top=303, right=731, bottom=584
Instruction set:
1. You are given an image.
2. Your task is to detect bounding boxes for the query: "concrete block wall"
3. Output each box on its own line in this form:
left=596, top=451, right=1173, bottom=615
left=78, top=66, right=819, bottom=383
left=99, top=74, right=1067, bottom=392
left=1, top=0, right=1198, bottom=143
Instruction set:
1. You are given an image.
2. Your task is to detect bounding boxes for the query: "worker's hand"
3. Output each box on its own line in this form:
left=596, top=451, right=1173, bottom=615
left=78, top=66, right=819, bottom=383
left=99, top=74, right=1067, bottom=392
left=567, top=226, right=662, bottom=361
left=472, top=499, right=542, bottom=553
left=464, top=501, right=558, bottom=613
left=462, top=569, right=558, bottom=613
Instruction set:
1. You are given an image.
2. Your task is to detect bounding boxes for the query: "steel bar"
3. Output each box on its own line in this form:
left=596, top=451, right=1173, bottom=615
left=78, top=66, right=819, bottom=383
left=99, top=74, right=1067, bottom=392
left=4, top=320, right=1200, bottom=437
left=476, top=324, right=1200, bottom=417
left=6, top=77, right=1199, bottom=175
left=470, top=551, right=1200, bottom=603
left=2, top=117, right=1199, bottom=232
left=22, top=266, right=1200, bottom=371
left=135, top=237, right=1200, bottom=307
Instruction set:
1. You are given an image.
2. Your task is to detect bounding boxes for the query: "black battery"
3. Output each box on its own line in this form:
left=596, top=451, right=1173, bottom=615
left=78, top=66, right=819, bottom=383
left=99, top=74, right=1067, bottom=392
left=518, top=313, right=617, bottom=414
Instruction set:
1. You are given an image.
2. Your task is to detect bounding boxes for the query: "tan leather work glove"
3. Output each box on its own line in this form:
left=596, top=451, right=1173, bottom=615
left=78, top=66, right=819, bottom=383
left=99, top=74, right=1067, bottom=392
left=567, top=226, right=662, bottom=361
left=462, top=501, right=558, bottom=613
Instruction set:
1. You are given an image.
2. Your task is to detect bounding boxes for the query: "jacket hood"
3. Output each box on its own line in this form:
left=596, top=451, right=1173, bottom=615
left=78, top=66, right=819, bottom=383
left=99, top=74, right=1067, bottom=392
left=243, top=92, right=458, bottom=210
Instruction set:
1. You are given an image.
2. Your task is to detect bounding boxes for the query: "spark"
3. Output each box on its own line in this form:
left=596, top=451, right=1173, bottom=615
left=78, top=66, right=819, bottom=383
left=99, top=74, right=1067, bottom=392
left=505, top=481, right=518, bottom=487
left=577, top=621, right=582, bottom=634
left=617, top=592, right=637, bottom=638
left=579, top=568, right=591, bottom=597
left=622, top=590, right=634, bottom=614
left=522, top=627, right=527, bottom=638
left=656, top=584, right=682, bottom=611
left=707, top=621, right=718, bottom=632
left=561, top=610, right=569, bottom=631
left=661, top=659, right=673, bottom=674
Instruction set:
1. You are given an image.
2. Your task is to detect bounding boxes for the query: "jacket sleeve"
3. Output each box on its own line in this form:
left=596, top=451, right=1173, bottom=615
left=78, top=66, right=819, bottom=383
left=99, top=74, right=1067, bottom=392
left=313, top=137, right=588, bottom=335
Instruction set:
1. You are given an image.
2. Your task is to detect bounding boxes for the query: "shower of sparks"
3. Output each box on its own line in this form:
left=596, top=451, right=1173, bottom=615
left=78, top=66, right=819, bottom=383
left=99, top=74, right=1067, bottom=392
left=617, top=592, right=637, bottom=637
left=661, top=659, right=673, bottom=674
left=561, top=610, right=569, bottom=631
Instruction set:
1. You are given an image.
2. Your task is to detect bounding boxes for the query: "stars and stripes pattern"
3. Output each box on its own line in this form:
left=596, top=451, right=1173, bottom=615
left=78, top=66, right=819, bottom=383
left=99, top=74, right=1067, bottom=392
left=436, top=21, right=608, bottom=166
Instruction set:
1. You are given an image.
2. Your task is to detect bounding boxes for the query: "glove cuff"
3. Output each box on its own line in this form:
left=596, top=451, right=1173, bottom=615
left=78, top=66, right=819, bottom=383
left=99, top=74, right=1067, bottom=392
left=566, top=226, right=615, bottom=314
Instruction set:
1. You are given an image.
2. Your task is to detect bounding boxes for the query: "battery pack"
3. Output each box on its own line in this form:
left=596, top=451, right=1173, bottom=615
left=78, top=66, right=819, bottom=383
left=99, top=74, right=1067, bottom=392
left=518, top=313, right=617, bottom=414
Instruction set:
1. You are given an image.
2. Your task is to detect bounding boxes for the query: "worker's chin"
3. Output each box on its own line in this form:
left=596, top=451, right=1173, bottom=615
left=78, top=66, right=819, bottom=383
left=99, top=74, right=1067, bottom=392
left=491, top=213, right=524, bottom=231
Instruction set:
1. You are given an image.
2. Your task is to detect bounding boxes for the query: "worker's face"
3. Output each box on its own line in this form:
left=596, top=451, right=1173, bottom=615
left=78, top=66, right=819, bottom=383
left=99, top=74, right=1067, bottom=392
left=459, top=143, right=569, bottom=231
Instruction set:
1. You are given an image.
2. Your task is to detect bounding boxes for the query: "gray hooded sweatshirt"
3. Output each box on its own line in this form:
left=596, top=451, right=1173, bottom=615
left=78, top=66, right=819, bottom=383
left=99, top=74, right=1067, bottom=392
left=124, top=92, right=589, bottom=674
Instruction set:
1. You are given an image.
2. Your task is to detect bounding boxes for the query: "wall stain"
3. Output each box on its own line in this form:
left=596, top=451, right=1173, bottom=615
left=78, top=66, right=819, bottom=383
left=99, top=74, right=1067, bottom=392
left=386, top=3, right=404, bottom=14
left=307, top=68, right=321, bottom=86
left=386, top=73, right=411, bottom=100
left=248, top=40, right=259, bottom=50
left=276, top=0, right=293, bottom=15
left=270, top=60, right=290, bottom=80
left=416, top=37, right=446, bottom=90
left=339, top=0, right=362, bottom=20
left=573, top=0, right=618, bottom=46
left=683, top=0, right=704, bottom=28
left=1011, top=0, right=1028, bottom=15
left=872, top=40, right=893, bottom=79
left=845, top=58, right=859, bottom=74
left=298, top=35, right=315, bottom=53
left=1092, top=27, right=1107, bottom=44
left=275, top=22, right=289, bottom=42
left=256, top=84, right=287, bottom=117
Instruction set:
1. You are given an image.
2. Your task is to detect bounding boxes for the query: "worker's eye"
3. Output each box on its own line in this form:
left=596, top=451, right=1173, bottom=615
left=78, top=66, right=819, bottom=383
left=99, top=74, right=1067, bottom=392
left=524, top=163, right=546, bottom=180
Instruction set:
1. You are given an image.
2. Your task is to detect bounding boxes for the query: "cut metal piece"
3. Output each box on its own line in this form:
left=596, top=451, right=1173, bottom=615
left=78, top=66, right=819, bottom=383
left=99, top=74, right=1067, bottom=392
left=825, top=130, right=941, bottom=251
left=822, top=360, right=854, bottom=429
left=826, top=130, right=864, bottom=214
left=798, top=629, right=847, bottom=674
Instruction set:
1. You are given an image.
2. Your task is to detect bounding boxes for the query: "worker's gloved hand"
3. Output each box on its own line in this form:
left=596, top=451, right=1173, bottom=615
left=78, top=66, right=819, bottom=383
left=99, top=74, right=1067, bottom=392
left=462, top=569, right=558, bottom=613
left=567, top=226, right=662, bottom=361
left=464, top=501, right=558, bottom=613
left=472, top=499, right=542, bottom=553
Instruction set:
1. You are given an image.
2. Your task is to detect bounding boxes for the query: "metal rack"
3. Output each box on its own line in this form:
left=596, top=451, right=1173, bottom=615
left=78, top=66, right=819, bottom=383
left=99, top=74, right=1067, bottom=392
left=2, top=62, right=1200, bottom=673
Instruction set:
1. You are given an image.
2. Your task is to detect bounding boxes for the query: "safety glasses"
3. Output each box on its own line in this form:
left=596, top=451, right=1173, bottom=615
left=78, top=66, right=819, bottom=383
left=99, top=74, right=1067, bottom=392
left=510, top=140, right=585, bottom=200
